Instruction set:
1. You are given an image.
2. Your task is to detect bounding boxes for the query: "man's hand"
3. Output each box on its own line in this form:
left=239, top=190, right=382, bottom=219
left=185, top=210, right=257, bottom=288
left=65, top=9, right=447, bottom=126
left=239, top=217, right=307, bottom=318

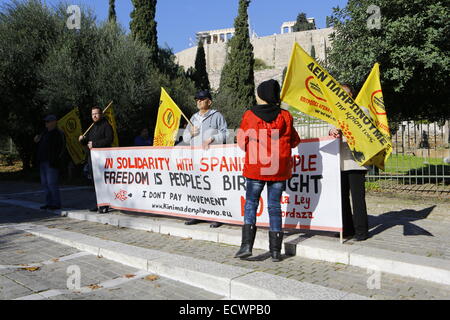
left=190, top=126, right=200, bottom=137
left=33, top=135, right=41, bottom=143
left=329, top=128, right=342, bottom=139
left=202, top=137, right=214, bottom=150
left=87, top=141, right=93, bottom=149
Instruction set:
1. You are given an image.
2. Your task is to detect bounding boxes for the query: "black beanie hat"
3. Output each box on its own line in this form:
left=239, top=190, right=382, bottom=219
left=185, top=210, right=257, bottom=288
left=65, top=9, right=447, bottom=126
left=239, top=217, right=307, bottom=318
left=257, top=79, right=281, bottom=105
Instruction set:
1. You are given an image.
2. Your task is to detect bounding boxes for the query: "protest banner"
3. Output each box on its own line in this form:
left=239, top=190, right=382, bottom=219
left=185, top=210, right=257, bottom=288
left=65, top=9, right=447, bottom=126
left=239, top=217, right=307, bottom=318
left=91, top=138, right=343, bottom=232
left=281, top=43, right=392, bottom=169
left=57, top=107, right=86, bottom=164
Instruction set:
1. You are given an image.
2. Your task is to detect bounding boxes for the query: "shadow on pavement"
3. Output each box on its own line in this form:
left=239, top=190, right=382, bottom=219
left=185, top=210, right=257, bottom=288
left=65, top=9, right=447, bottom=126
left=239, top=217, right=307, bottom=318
left=368, top=205, right=435, bottom=237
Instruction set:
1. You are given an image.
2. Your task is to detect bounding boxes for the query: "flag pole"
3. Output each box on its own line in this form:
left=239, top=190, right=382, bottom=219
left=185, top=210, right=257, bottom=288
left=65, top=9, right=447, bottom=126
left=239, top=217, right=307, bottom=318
left=82, top=101, right=113, bottom=137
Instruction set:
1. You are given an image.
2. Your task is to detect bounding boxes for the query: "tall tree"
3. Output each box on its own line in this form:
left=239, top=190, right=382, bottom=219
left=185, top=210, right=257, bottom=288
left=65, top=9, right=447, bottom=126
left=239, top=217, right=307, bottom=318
left=292, top=13, right=315, bottom=32
left=216, top=0, right=255, bottom=129
left=193, top=40, right=210, bottom=91
left=328, top=0, right=449, bottom=122
left=130, top=0, right=158, bottom=65
left=0, top=0, right=60, bottom=170
left=108, top=0, right=116, bottom=23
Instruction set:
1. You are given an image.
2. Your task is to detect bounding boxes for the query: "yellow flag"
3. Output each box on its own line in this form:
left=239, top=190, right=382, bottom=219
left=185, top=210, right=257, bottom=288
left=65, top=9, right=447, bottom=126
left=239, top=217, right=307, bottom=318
left=57, top=107, right=86, bottom=165
left=281, top=43, right=392, bottom=168
left=153, top=88, right=182, bottom=146
left=103, top=106, right=119, bottom=147
left=355, top=63, right=392, bottom=169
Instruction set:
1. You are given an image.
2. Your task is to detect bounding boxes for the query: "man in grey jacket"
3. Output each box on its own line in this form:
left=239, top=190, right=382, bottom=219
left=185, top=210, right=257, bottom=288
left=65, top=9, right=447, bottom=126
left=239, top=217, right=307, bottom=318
left=183, top=90, right=228, bottom=228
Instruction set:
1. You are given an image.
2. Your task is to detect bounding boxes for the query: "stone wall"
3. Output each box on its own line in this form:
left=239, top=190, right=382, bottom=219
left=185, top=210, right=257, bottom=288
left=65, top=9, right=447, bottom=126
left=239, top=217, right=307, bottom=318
left=175, top=28, right=334, bottom=89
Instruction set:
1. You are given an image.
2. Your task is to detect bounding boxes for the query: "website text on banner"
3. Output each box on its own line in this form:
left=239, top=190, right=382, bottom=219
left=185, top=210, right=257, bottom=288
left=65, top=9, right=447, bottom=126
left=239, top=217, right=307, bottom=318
left=153, top=88, right=182, bottom=147
left=58, top=107, right=86, bottom=165
left=91, top=139, right=343, bottom=232
left=355, top=63, right=392, bottom=167
left=281, top=43, right=392, bottom=170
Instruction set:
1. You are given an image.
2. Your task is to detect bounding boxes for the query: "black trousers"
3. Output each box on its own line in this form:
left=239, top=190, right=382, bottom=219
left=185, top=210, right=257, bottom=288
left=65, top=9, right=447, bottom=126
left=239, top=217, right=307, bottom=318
left=340, top=170, right=369, bottom=236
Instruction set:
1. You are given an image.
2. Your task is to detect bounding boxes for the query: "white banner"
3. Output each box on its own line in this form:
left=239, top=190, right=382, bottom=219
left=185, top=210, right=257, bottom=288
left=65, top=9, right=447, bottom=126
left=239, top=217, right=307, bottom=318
left=91, top=138, right=342, bottom=232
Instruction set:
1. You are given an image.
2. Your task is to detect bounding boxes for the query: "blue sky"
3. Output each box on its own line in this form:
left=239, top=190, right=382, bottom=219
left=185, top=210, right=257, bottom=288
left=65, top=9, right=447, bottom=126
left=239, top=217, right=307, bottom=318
left=1, top=0, right=348, bottom=53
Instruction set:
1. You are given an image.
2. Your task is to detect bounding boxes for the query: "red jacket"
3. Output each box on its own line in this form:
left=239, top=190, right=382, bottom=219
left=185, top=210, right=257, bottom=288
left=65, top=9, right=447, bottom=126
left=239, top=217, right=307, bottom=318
left=238, top=109, right=301, bottom=181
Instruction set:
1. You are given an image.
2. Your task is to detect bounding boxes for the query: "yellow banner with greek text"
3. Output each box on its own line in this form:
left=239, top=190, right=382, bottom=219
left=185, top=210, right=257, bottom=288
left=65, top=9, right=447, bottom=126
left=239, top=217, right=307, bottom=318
left=281, top=43, right=392, bottom=169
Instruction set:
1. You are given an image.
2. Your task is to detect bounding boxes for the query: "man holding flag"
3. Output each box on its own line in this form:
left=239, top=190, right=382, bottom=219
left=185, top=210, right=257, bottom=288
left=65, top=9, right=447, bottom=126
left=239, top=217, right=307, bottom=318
left=182, top=90, right=229, bottom=228
left=329, top=84, right=370, bottom=241
left=79, top=105, right=114, bottom=214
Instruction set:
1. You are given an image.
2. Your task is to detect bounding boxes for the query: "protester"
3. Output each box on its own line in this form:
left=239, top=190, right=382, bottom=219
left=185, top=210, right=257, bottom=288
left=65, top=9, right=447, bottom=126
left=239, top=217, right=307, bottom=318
left=182, top=90, right=228, bottom=228
left=79, top=106, right=113, bottom=214
left=134, top=128, right=152, bottom=146
left=34, top=115, right=66, bottom=210
left=236, top=79, right=301, bottom=262
left=329, top=84, right=370, bottom=241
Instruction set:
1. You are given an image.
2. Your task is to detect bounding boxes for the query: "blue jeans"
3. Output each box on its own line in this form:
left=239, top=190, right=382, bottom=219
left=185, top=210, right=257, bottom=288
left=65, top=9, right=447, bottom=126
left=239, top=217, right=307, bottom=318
left=40, top=161, right=61, bottom=207
left=244, top=178, right=286, bottom=232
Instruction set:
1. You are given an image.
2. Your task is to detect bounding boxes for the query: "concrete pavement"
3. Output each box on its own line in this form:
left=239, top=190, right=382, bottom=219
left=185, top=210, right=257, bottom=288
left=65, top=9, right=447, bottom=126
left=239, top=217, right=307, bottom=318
left=0, top=183, right=449, bottom=299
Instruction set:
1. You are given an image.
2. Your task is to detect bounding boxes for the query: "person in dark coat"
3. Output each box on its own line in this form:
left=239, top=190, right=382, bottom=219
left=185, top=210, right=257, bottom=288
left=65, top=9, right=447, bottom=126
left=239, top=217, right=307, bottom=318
left=34, top=115, right=66, bottom=210
left=79, top=106, right=113, bottom=214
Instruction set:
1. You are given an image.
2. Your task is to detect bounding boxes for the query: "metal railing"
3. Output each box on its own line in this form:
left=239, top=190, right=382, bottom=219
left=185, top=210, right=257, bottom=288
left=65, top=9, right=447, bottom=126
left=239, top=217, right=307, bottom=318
left=294, top=117, right=450, bottom=196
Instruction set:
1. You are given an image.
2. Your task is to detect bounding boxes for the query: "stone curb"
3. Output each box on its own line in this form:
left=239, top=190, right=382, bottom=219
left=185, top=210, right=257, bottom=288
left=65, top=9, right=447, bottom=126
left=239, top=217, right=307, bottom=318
left=9, top=223, right=367, bottom=300
left=2, top=199, right=450, bottom=286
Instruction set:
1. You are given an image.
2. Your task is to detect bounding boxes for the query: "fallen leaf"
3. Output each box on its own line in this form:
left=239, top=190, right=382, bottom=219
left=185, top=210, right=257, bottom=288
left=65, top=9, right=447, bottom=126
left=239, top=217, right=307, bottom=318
left=87, top=284, right=103, bottom=290
left=52, top=258, right=59, bottom=263
left=124, top=274, right=135, bottom=279
left=181, top=237, right=192, bottom=241
left=24, top=234, right=34, bottom=237
left=145, top=275, right=159, bottom=282
left=22, top=266, right=40, bottom=272
left=16, top=251, right=26, bottom=254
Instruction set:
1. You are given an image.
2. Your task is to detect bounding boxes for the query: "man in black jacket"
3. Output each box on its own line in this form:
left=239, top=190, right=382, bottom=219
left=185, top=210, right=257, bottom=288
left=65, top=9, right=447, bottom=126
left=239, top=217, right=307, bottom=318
left=34, top=115, right=66, bottom=210
left=79, top=106, right=113, bottom=213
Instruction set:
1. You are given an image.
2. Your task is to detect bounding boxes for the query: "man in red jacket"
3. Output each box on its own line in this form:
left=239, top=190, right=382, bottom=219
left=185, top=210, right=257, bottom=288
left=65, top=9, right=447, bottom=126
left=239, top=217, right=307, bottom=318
left=236, top=79, right=301, bottom=262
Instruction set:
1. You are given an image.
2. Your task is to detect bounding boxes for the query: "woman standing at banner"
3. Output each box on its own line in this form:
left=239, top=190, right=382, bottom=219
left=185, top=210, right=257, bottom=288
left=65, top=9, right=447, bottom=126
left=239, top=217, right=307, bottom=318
left=236, top=79, right=301, bottom=262
left=329, top=84, right=370, bottom=241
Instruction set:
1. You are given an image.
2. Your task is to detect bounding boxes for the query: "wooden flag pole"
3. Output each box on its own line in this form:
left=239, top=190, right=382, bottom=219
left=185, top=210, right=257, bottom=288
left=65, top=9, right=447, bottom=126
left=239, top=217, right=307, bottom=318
left=180, top=111, right=194, bottom=128
left=82, top=101, right=113, bottom=137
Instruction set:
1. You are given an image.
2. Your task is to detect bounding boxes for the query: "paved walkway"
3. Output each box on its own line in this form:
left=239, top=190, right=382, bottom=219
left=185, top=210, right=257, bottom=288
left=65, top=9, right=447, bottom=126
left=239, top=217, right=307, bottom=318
left=0, top=182, right=449, bottom=299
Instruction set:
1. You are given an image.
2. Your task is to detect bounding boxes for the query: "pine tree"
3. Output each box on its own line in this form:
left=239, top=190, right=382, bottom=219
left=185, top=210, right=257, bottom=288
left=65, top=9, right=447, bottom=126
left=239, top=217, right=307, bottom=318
left=292, top=13, right=315, bottom=32
left=193, top=40, right=210, bottom=91
left=130, top=0, right=158, bottom=65
left=108, top=0, right=116, bottom=23
left=216, top=0, right=255, bottom=129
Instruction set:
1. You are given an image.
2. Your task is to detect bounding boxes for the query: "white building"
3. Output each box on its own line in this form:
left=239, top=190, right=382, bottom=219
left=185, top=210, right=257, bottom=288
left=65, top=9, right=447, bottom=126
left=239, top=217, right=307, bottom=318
left=281, top=18, right=316, bottom=34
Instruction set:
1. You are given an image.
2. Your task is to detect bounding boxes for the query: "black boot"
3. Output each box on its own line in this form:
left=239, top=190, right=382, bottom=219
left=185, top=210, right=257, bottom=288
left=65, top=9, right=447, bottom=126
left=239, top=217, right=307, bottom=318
left=269, top=231, right=284, bottom=262
left=234, top=224, right=257, bottom=259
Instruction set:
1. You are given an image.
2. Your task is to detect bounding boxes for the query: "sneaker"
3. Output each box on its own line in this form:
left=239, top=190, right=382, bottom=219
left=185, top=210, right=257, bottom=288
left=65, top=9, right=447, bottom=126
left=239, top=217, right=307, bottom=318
left=185, top=219, right=200, bottom=226
left=210, top=222, right=223, bottom=228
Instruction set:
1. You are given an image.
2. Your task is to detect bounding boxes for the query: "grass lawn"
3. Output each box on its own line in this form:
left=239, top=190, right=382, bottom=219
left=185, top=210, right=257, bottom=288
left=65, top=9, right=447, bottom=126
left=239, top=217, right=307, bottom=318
left=384, top=154, right=447, bottom=174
